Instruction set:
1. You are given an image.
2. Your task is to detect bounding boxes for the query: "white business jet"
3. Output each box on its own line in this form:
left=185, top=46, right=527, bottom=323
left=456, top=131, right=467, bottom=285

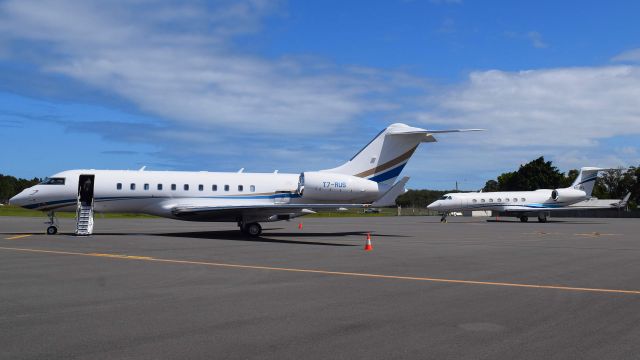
left=427, top=167, right=610, bottom=223
left=10, top=123, right=481, bottom=236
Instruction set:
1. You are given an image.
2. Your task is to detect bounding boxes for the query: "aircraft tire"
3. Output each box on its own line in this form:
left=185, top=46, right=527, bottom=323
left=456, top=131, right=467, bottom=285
left=538, top=216, right=547, bottom=223
left=519, top=216, right=528, bottom=223
left=46, top=226, right=58, bottom=235
left=245, top=222, right=262, bottom=237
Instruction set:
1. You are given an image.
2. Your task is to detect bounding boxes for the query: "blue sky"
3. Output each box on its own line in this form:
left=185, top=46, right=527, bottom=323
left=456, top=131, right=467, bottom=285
left=1, top=0, right=639, bottom=189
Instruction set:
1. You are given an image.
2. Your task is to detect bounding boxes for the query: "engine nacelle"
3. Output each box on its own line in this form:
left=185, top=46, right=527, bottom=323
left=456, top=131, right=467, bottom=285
left=298, top=172, right=379, bottom=202
left=551, top=188, right=586, bottom=203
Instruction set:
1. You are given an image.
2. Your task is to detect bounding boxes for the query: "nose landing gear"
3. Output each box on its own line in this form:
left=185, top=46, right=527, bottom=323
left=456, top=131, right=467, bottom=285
left=46, top=211, right=59, bottom=235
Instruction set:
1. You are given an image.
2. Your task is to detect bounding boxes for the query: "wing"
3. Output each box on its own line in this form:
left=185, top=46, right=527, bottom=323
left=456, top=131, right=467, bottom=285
left=171, top=203, right=369, bottom=222
left=503, top=202, right=623, bottom=213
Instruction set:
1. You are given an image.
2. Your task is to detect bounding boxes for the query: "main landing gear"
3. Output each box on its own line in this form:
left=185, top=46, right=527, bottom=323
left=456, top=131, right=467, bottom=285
left=440, top=213, right=448, bottom=223
left=238, top=221, right=262, bottom=237
left=46, top=211, right=59, bottom=235
left=519, top=214, right=548, bottom=223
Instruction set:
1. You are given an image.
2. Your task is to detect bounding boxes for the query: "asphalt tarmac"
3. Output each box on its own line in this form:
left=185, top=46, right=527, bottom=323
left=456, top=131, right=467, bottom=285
left=1, top=215, right=640, bottom=359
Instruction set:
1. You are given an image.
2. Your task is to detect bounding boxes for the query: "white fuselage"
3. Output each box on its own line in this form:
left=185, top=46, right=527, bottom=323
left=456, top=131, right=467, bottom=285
left=10, top=169, right=377, bottom=220
left=427, top=189, right=587, bottom=213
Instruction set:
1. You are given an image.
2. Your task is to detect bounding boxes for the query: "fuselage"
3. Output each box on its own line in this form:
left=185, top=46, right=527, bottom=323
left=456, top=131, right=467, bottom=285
left=10, top=169, right=306, bottom=218
left=427, top=189, right=587, bottom=213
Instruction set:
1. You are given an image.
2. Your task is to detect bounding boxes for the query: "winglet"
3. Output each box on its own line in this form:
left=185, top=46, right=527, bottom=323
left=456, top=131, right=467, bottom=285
left=616, top=192, right=632, bottom=208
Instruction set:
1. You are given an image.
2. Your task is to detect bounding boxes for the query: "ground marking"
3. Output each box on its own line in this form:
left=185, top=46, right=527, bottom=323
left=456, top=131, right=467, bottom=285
left=574, top=233, right=622, bottom=237
left=1, top=245, right=639, bottom=295
left=3, top=234, right=32, bottom=240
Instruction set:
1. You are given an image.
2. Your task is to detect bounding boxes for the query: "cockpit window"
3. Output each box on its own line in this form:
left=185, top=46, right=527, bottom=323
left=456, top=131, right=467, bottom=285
left=439, top=195, right=448, bottom=200
left=40, top=177, right=65, bottom=185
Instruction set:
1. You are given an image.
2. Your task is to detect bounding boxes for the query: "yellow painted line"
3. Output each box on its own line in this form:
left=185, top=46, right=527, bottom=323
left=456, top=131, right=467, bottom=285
left=574, top=233, right=622, bottom=237
left=88, top=253, right=153, bottom=260
left=0, top=246, right=639, bottom=295
left=4, top=234, right=32, bottom=240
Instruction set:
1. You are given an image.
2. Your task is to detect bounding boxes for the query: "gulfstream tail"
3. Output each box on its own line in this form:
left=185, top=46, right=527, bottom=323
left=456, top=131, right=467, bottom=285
left=427, top=167, right=614, bottom=223
left=10, top=123, right=482, bottom=236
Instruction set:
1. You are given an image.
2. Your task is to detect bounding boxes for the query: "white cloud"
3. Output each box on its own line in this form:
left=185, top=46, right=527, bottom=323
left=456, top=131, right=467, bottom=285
left=1, top=0, right=639, bottom=187
left=412, top=65, right=640, bottom=172
left=417, top=66, right=640, bottom=144
left=612, top=48, right=640, bottom=63
left=0, top=0, right=387, bottom=135
left=527, top=31, right=548, bottom=48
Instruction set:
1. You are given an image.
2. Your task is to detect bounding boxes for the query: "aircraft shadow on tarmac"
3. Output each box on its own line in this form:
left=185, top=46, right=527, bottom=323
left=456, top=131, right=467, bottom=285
left=150, top=229, right=409, bottom=246
left=155, top=230, right=364, bottom=246
left=485, top=219, right=608, bottom=224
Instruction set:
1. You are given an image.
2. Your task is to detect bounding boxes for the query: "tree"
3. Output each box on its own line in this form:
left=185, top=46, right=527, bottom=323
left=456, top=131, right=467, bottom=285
left=560, top=169, right=580, bottom=188
left=483, top=179, right=499, bottom=192
left=0, top=174, right=41, bottom=203
left=396, top=189, right=453, bottom=208
left=484, top=157, right=564, bottom=191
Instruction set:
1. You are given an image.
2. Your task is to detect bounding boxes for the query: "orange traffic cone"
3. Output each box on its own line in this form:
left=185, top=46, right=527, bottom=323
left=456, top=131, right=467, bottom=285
left=298, top=222, right=303, bottom=230
left=364, top=233, right=373, bottom=251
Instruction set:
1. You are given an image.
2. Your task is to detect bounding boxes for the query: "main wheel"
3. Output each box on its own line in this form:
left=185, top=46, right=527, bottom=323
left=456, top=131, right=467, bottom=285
left=46, top=226, right=58, bottom=235
left=245, top=222, right=262, bottom=237
left=538, top=216, right=547, bottom=223
left=519, top=216, right=528, bottom=223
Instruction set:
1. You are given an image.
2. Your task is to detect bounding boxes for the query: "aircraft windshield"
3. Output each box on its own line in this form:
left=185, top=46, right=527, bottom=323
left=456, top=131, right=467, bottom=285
left=439, top=195, right=450, bottom=200
left=40, top=177, right=66, bottom=185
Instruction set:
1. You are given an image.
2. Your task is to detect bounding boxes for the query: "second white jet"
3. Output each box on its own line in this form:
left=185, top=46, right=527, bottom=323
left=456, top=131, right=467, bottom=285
left=427, top=167, right=609, bottom=223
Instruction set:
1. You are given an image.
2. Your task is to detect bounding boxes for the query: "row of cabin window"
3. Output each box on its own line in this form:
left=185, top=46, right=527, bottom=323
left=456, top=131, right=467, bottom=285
left=472, top=197, right=526, bottom=204
left=116, top=183, right=256, bottom=192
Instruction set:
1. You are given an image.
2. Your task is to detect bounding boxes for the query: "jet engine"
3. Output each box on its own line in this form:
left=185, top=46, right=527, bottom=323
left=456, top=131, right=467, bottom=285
left=551, top=188, right=586, bottom=202
left=298, top=172, right=379, bottom=202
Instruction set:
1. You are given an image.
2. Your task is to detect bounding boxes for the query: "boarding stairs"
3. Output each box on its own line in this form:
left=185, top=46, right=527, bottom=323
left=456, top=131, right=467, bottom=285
left=75, top=198, right=94, bottom=236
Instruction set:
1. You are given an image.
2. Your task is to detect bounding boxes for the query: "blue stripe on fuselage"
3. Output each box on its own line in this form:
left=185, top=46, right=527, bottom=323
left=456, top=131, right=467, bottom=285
left=22, top=193, right=303, bottom=211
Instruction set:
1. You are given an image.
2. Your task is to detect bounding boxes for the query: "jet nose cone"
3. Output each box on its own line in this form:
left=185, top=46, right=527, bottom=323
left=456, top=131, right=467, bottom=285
left=9, top=194, right=21, bottom=206
left=9, top=190, right=29, bottom=207
left=427, top=202, right=438, bottom=210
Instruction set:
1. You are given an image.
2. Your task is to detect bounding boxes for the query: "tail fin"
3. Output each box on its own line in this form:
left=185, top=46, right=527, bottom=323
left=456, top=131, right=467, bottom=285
left=570, top=167, right=606, bottom=197
left=321, top=123, right=482, bottom=185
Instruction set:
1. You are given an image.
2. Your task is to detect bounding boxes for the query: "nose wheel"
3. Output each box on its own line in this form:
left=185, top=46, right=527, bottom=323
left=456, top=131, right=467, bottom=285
left=46, top=211, right=59, bottom=235
left=440, top=213, right=448, bottom=223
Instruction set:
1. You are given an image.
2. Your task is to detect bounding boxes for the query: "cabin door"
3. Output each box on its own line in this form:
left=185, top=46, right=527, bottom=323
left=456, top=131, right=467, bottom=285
left=78, top=175, right=95, bottom=206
